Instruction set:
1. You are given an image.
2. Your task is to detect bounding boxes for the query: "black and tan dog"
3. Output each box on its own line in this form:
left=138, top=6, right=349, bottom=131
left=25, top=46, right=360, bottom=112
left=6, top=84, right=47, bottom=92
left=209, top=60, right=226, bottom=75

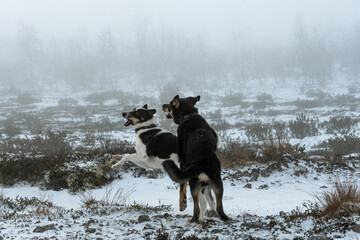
left=162, top=95, right=231, bottom=222
left=111, top=104, right=215, bottom=213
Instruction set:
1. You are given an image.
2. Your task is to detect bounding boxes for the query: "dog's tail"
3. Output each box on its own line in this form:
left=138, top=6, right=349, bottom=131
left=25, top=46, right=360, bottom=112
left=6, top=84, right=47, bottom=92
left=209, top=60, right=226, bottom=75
left=162, top=160, right=202, bottom=184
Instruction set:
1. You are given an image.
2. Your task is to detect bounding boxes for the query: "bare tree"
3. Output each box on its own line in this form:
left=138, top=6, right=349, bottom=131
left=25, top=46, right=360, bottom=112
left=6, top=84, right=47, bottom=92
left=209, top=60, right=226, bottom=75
left=16, top=22, right=42, bottom=92
left=292, top=17, right=334, bottom=88
left=97, top=28, right=117, bottom=89
left=66, top=29, right=95, bottom=88
left=343, top=25, right=360, bottom=83
left=46, top=36, right=63, bottom=90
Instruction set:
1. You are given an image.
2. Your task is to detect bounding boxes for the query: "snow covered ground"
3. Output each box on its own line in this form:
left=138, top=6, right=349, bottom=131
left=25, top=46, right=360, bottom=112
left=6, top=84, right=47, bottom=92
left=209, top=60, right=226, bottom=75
left=1, top=82, right=360, bottom=239
left=1, top=160, right=360, bottom=239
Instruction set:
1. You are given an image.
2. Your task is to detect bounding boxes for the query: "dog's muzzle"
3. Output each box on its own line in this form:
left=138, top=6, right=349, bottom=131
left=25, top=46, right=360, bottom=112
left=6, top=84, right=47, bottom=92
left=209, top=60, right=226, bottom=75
left=122, top=112, right=132, bottom=126
left=162, top=104, right=173, bottom=119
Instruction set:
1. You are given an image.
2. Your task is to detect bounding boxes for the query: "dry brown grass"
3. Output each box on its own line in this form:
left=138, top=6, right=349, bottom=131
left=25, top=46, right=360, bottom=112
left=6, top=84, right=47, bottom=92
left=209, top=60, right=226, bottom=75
left=218, top=135, right=256, bottom=168
left=259, top=134, right=306, bottom=163
left=316, top=180, right=360, bottom=218
left=79, top=185, right=135, bottom=209
left=218, top=134, right=306, bottom=168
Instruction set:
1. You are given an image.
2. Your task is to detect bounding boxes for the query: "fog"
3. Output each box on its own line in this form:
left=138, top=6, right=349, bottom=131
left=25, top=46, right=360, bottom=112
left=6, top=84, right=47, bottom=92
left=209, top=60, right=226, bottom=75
left=0, top=0, right=360, bottom=92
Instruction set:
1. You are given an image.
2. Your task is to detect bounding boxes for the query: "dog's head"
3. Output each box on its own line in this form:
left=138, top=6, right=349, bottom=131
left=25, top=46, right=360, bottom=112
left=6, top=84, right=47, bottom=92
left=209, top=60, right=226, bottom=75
left=162, top=95, right=200, bottom=124
left=122, top=104, right=156, bottom=127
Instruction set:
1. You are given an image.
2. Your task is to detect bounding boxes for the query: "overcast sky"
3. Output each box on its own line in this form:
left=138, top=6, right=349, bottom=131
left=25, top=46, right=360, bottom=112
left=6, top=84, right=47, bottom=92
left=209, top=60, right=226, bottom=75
left=0, top=0, right=359, bottom=44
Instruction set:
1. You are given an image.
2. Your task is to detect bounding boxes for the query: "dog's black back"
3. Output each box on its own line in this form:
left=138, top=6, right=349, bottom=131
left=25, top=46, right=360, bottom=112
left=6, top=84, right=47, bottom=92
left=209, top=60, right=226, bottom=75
left=162, top=95, right=230, bottom=222
left=178, top=115, right=219, bottom=171
left=139, top=129, right=177, bottom=159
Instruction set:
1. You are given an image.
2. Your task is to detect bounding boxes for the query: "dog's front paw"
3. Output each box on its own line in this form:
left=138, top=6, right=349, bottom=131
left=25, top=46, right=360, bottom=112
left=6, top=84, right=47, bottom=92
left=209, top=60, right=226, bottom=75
left=111, top=154, right=124, bottom=161
left=111, top=162, right=122, bottom=169
left=111, top=155, right=125, bottom=169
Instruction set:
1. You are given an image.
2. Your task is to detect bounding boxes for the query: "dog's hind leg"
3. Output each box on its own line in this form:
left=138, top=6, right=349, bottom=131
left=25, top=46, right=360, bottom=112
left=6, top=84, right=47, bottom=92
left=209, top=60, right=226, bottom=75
left=179, top=182, right=187, bottom=211
left=189, top=181, right=201, bottom=222
left=203, top=186, right=216, bottom=211
left=199, top=193, right=207, bottom=220
left=212, top=178, right=231, bottom=221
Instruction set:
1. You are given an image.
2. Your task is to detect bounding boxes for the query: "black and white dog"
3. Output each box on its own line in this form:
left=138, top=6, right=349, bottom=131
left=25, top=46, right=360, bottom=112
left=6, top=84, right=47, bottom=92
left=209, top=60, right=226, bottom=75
left=111, top=104, right=216, bottom=213
left=162, top=96, right=230, bottom=222
left=111, top=104, right=178, bottom=169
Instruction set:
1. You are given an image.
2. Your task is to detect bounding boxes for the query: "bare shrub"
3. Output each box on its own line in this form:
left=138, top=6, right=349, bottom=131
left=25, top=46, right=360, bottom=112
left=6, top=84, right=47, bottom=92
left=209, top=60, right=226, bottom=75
left=0, top=132, right=72, bottom=187
left=0, top=130, right=72, bottom=158
left=256, top=92, right=274, bottom=103
left=127, top=202, right=172, bottom=213
left=85, top=90, right=136, bottom=105
left=331, top=94, right=358, bottom=107
left=95, top=116, right=116, bottom=134
left=288, top=113, right=319, bottom=139
left=318, top=134, right=360, bottom=155
left=219, top=134, right=306, bottom=167
left=348, top=86, right=360, bottom=94
left=305, top=89, right=327, bottom=100
left=245, top=120, right=288, bottom=142
left=16, top=92, right=40, bottom=105
left=80, top=185, right=135, bottom=209
left=320, top=116, right=358, bottom=134
left=90, top=137, right=135, bottom=156
left=252, top=93, right=274, bottom=109
left=0, top=155, right=55, bottom=186
left=207, top=109, right=222, bottom=121
left=0, top=193, right=63, bottom=219
left=273, top=121, right=288, bottom=137
left=58, top=98, right=78, bottom=106
left=211, top=119, right=232, bottom=133
left=293, top=98, right=323, bottom=109
left=0, top=131, right=72, bottom=187
left=220, top=93, right=245, bottom=107
left=2, top=118, right=21, bottom=137
left=85, top=91, right=114, bottom=105
left=23, top=114, right=43, bottom=134
left=257, top=134, right=306, bottom=163
left=218, top=135, right=256, bottom=168
left=245, top=121, right=272, bottom=141
left=316, top=180, right=360, bottom=218
left=72, top=106, right=88, bottom=121
left=0, top=131, right=131, bottom=191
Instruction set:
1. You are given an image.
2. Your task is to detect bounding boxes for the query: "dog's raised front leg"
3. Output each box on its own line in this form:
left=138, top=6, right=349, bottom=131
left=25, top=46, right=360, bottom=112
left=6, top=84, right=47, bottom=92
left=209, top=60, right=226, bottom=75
left=111, top=153, right=150, bottom=169
left=111, top=154, right=125, bottom=169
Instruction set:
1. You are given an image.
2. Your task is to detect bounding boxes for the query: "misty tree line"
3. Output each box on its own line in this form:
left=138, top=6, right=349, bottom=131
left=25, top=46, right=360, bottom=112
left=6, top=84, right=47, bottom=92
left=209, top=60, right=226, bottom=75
left=0, top=20, right=359, bottom=92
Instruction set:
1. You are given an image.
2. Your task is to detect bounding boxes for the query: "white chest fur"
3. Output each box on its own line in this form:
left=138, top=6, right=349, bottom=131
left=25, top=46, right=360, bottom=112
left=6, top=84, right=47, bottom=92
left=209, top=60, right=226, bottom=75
left=135, top=134, right=147, bottom=159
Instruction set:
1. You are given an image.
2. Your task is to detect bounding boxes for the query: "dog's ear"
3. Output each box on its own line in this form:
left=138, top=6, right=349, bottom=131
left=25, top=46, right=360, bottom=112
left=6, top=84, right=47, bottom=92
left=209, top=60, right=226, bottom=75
left=122, top=112, right=127, bottom=118
left=188, top=95, right=200, bottom=106
left=148, top=109, right=156, bottom=116
left=172, top=95, right=180, bottom=109
left=142, top=104, right=148, bottom=109
left=192, top=95, right=200, bottom=105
